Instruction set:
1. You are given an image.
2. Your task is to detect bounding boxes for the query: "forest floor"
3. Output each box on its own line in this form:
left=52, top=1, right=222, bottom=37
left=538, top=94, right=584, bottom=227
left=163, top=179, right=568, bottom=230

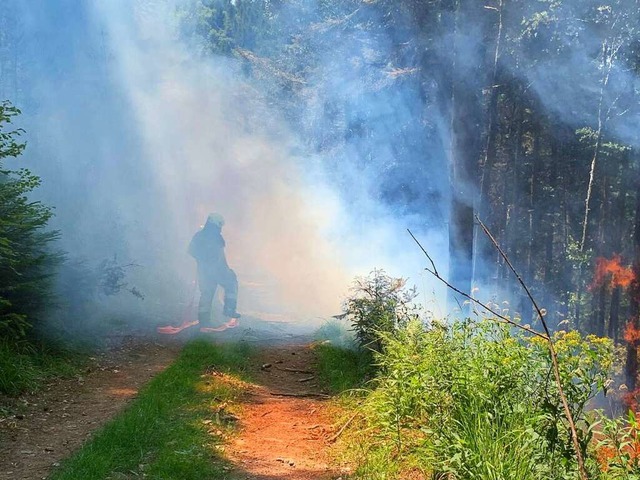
left=0, top=331, right=350, bottom=480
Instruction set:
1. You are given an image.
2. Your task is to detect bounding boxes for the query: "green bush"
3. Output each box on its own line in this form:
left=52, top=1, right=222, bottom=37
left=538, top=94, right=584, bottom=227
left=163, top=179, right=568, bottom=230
left=341, top=269, right=420, bottom=353
left=350, top=319, right=614, bottom=479
left=0, top=101, right=60, bottom=338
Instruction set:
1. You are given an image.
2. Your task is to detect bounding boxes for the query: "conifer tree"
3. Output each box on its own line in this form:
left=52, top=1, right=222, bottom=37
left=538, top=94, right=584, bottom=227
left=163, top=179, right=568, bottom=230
left=0, top=101, right=60, bottom=338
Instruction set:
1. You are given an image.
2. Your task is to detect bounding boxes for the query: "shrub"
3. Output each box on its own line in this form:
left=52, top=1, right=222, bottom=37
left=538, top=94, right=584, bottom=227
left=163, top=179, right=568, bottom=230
left=341, top=269, right=420, bottom=353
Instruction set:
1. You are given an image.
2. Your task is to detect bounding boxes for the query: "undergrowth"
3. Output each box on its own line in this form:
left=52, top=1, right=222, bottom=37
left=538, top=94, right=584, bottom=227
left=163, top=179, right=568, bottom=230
left=347, top=319, right=614, bottom=479
left=0, top=337, right=81, bottom=396
left=314, top=319, right=372, bottom=394
left=314, top=342, right=372, bottom=394
left=323, top=270, right=635, bottom=479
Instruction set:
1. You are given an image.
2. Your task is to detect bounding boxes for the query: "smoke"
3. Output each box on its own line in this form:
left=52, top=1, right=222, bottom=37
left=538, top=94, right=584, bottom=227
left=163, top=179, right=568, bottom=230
left=3, top=0, right=449, bottom=332
left=510, top=0, right=640, bottom=148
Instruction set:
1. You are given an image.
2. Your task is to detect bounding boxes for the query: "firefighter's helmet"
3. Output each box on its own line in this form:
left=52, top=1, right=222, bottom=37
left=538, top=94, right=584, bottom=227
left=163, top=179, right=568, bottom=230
left=207, top=213, right=225, bottom=227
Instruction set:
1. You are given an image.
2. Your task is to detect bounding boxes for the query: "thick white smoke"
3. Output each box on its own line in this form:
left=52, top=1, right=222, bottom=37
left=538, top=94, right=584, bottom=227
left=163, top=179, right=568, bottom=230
left=0, top=0, right=450, bottom=334
left=83, top=0, right=445, bottom=323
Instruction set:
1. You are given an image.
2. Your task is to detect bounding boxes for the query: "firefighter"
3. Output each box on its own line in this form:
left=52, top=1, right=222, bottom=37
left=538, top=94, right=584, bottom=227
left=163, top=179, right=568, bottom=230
left=188, top=213, right=240, bottom=331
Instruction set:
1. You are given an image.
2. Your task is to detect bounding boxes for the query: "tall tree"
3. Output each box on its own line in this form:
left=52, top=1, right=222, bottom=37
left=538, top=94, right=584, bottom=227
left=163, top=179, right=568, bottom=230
left=447, top=0, right=491, bottom=312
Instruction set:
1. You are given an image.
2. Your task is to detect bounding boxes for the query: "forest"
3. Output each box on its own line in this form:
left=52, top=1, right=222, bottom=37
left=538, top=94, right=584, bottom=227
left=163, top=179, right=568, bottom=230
left=176, top=0, right=640, bottom=388
left=2, top=0, right=640, bottom=479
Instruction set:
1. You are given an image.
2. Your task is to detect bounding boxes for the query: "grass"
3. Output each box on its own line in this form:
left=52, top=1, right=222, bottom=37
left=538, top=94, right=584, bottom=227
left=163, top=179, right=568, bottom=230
left=313, top=342, right=372, bottom=394
left=313, top=319, right=372, bottom=394
left=49, top=339, right=253, bottom=480
left=0, top=337, right=82, bottom=396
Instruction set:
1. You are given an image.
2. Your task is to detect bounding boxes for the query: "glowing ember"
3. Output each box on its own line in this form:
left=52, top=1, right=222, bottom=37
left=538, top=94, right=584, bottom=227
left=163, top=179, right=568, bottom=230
left=591, top=254, right=634, bottom=290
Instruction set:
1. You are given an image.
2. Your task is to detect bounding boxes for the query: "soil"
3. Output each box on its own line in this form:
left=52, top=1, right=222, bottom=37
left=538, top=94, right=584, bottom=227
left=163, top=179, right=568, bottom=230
left=227, top=344, right=348, bottom=480
left=0, top=336, right=350, bottom=480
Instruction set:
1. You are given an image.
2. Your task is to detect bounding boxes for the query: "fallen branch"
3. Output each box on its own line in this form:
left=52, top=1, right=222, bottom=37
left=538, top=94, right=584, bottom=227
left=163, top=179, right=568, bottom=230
left=327, top=411, right=360, bottom=443
left=475, top=215, right=588, bottom=480
left=276, top=367, right=314, bottom=375
left=270, top=392, right=330, bottom=399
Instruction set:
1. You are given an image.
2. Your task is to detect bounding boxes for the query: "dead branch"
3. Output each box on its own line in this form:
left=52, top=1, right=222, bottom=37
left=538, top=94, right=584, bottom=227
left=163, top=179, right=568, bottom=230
left=327, top=411, right=360, bottom=443
left=407, top=229, right=438, bottom=276
left=234, top=48, right=306, bottom=85
left=475, top=215, right=588, bottom=480
left=310, top=8, right=360, bottom=33
left=276, top=367, right=314, bottom=375
left=270, top=392, right=330, bottom=399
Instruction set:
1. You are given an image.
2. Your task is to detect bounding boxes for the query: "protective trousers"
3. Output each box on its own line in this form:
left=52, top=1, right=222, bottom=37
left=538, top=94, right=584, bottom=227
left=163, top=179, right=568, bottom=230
left=197, top=268, right=238, bottom=326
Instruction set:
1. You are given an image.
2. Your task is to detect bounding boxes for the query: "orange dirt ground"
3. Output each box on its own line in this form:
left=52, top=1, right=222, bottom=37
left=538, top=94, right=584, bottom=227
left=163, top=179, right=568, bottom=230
left=226, top=345, right=348, bottom=479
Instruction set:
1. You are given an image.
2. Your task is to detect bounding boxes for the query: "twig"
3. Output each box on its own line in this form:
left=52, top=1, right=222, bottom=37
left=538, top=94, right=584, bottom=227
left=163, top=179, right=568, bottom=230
left=408, top=229, right=439, bottom=276
left=276, top=367, right=314, bottom=374
left=408, top=232, right=547, bottom=340
left=298, top=376, right=315, bottom=383
left=327, top=411, right=360, bottom=443
left=270, top=392, right=330, bottom=399
left=475, top=215, right=589, bottom=480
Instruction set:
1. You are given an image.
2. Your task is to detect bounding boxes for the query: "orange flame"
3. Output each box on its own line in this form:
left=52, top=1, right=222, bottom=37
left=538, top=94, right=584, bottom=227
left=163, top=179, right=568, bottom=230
left=591, top=255, right=634, bottom=290
left=625, top=322, right=640, bottom=344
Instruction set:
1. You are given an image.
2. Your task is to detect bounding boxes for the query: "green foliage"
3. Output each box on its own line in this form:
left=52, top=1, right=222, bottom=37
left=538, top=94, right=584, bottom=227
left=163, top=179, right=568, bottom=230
left=97, top=255, right=144, bottom=300
left=594, top=409, right=640, bottom=477
left=341, top=269, right=420, bottom=353
left=0, top=100, right=60, bottom=338
left=347, top=319, right=614, bottom=479
left=180, top=0, right=277, bottom=57
left=313, top=320, right=372, bottom=393
left=313, top=342, right=372, bottom=394
left=314, top=318, right=357, bottom=349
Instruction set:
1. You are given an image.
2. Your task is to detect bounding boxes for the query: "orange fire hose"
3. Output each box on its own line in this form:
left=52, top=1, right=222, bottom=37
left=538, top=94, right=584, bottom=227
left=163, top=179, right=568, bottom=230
left=157, top=280, right=199, bottom=335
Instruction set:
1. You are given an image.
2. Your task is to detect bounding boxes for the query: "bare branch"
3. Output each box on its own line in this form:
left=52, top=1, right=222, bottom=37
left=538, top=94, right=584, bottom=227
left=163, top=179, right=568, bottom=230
left=424, top=265, right=547, bottom=340
left=407, top=230, right=547, bottom=340
left=475, top=217, right=549, bottom=336
left=407, top=229, right=439, bottom=277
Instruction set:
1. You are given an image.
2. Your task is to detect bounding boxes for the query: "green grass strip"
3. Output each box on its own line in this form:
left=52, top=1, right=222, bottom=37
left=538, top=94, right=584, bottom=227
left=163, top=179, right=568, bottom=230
left=50, top=340, right=252, bottom=480
left=0, top=338, right=81, bottom=396
left=314, top=343, right=372, bottom=394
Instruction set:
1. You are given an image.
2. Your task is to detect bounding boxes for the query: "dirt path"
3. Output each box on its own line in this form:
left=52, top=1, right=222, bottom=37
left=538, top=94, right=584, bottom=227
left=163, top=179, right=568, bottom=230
left=227, top=344, right=347, bottom=480
left=0, top=339, right=348, bottom=480
left=0, top=341, right=180, bottom=480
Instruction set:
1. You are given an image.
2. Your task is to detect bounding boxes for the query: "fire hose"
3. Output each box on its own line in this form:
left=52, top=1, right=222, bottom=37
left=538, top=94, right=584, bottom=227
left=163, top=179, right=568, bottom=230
left=156, top=280, right=199, bottom=335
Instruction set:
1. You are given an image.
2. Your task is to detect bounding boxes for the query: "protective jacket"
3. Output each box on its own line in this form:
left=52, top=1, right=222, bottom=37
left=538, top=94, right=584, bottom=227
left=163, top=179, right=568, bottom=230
left=188, top=224, right=229, bottom=285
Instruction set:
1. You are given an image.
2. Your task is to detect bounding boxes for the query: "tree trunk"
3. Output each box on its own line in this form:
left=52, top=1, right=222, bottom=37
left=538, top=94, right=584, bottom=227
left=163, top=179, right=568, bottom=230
left=447, top=0, right=490, bottom=313
left=609, top=286, right=621, bottom=342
